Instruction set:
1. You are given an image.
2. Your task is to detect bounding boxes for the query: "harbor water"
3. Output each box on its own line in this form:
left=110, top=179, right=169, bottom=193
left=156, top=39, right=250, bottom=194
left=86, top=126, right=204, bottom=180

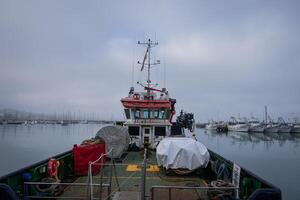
left=0, top=124, right=299, bottom=199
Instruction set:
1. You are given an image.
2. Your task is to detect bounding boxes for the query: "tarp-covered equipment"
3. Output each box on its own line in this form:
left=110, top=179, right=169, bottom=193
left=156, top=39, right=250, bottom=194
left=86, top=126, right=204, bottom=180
left=95, top=125, right=129, bottom=158
left=156, top=137, right=210, bottom=170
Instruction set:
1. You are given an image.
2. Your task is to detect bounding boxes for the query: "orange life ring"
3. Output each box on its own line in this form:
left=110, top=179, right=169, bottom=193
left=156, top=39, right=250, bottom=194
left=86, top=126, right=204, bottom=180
left=48, top=158, right=60, bottom=180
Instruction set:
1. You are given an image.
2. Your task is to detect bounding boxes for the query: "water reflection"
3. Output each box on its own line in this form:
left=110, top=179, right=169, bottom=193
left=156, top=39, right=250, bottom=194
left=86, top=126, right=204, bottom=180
left=203, top=130, right=300, bottom=149
left=0, top=124, right=103, bottom=177
left=197, top=128, right=300, bottom=200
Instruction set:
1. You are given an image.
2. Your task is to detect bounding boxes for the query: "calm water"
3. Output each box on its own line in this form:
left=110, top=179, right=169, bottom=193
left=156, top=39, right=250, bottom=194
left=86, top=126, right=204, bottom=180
left=0, top=124, right=103, bottom=176
left=195, top=128, right=300, bottom=200
left=0, top=124, right=299, bottom=199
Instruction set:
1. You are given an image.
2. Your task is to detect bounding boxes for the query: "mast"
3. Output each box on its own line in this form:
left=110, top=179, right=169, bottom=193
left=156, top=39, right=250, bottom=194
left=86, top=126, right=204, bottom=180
left=265, top=105, right=268, bottom=124
left=138, top=39, right=160, bottom=95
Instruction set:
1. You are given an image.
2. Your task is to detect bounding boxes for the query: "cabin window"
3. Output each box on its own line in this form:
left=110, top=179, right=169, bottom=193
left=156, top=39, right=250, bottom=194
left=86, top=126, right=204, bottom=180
left=158, top=110, right=165, bottom=119
left=142, top=110, right=149, bottom=118
left=165, top=109, right=171, bottom=119
left=134, top=110, right=141, bottom=119
left=153, top=110, right=159, bottom=119
left=128, top=126, right=139, bottom=136
left=124, top=109, right=130, bottom=119
left=155, top=127, right=166, bottom=136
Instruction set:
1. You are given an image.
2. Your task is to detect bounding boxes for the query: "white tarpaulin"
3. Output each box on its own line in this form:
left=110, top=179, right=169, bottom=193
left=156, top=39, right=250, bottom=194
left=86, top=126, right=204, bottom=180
left=156, top=137, right=210, bottom=170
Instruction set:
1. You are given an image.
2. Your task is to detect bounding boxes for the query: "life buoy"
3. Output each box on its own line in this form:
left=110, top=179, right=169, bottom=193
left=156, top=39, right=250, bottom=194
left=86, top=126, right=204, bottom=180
left=48, top=158, right=60, bottom=180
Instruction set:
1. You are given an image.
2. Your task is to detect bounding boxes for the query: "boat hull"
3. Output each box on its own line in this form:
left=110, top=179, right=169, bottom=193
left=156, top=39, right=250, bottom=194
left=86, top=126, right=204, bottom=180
left=291, top=126, right=300, bottom=133
left=205, top=124, right=218, bottom=131
left=278, top=126, right=292, bottom=133
left=249, top=125, right=265, bottom=133
left=228, top=124, right=249, bottom=132
left=0, top=148, right=282, bottom=200
left=264, top=126, right=279, bottom=133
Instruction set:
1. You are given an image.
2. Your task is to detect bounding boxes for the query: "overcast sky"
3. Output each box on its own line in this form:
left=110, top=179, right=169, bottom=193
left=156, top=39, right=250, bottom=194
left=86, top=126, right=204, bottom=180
left=0, top=0, right=299, bottom=121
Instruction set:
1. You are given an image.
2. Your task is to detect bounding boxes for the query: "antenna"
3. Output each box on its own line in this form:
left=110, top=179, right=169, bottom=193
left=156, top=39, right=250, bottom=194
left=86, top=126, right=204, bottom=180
left=131, top=45, right=135, bottom=87
left=164, top=58, right=166, bottom=88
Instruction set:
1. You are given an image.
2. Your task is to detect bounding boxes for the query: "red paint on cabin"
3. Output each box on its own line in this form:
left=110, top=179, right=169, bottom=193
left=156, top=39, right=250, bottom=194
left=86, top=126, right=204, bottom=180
left=121, top=98, right=171, bottom=109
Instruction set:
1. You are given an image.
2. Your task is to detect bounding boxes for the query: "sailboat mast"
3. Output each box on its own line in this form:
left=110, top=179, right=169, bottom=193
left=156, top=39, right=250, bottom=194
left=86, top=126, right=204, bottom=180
left=265, top=105, right=268, bottom=123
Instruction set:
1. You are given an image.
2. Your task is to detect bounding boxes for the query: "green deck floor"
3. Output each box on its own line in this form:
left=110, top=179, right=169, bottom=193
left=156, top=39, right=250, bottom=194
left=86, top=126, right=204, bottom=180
left=61, top=151, right=210, bottom=200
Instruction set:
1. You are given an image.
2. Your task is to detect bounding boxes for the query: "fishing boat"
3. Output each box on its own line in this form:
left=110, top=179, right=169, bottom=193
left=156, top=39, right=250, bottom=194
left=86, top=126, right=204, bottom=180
left=205, top=120, right=218, bottom=131
left=290, top=118, right=300, bottom=133
left=248, top=117, right=265, bottom=133
left=277, top=117, right=292, bottom=133
left=291, top=124, right=300, bottom=133
left=0, top=39, right=281, bottom=200
left=264, top=116, right=279, bottom=133
left=227, top=117, right=249, bottom=132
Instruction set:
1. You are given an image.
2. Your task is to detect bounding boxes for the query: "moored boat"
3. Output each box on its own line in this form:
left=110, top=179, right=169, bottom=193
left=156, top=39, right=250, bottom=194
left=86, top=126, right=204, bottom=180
left=264, top=124, right=279, bottom=133
left=291, top=124, right=300, bottom=133
left=264, top=116, right=279, bottom=133
left=248, top=117, right=265, bottom=133
left=205, top=120, right=218, bottom=131
left=227, top=117, right=249, bottom=132
left=277, top=117, right=293, bottom=133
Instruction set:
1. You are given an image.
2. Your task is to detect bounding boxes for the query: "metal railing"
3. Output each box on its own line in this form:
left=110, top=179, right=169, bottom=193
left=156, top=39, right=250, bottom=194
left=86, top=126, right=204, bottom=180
left=23, top=182, right=110, bottom=199
left=88, top=149, right=112, bottom=200
left=151, top=185, right=239, bottom=200
left=23, top=150, right=112, bottom=200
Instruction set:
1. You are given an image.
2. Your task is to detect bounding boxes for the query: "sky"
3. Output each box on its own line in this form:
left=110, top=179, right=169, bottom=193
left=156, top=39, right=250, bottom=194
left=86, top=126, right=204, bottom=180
left=0, top=0, right=300, bottom=122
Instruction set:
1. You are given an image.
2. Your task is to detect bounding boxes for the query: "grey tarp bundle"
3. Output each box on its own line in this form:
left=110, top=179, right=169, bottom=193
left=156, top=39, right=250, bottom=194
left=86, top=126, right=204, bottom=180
left=95, top=125, right=129, bottom=159
left=156, top=137, right=210, bottom=170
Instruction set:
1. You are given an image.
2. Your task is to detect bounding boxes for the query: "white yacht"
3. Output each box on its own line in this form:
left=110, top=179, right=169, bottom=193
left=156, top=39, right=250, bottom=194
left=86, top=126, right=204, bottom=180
left=227, top=116, right=249, bottom=132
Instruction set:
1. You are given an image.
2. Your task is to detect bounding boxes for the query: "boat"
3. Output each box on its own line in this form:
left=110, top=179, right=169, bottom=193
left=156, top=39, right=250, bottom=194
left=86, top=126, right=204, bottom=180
left=248, top=117, right=265, bottom=133
left=0, top=39, right=281, bottom=200
left=264, top=116, right=279, bottom=133
left=277, top=117, right=292, bottom=133
left=264, top=124, right=279, bottom=133
left=291, top=124, right=300, bottom=133
left=290, top=117, right=300, bottom=133
left=227, top=117, right=249, bottom=132
left=205, top=120, right=228, bottom=132
left=205, top=120, right=218, bottom=131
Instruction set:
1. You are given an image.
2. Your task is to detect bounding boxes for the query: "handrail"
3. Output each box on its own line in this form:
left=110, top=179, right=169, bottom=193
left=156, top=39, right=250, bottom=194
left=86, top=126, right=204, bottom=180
left=23, top=182, right=110, bottom=199
left=88, top=149, right=112, bottom=200
left=151, top=185, right=239, bottom=189
left=151, top=185, right=239, bottom=200
left=24, top=182, right=109, bottom=187
left=90, top=149, right=112, bottom=165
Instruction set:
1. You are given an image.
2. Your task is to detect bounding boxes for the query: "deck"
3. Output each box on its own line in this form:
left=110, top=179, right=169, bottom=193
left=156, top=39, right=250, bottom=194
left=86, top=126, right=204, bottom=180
left=61, top=150, right=211, bottom=200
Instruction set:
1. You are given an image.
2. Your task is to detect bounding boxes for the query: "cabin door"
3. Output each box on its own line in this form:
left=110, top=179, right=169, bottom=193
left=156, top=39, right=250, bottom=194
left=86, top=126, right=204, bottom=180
left=142, top=127, right=152, bottom=146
